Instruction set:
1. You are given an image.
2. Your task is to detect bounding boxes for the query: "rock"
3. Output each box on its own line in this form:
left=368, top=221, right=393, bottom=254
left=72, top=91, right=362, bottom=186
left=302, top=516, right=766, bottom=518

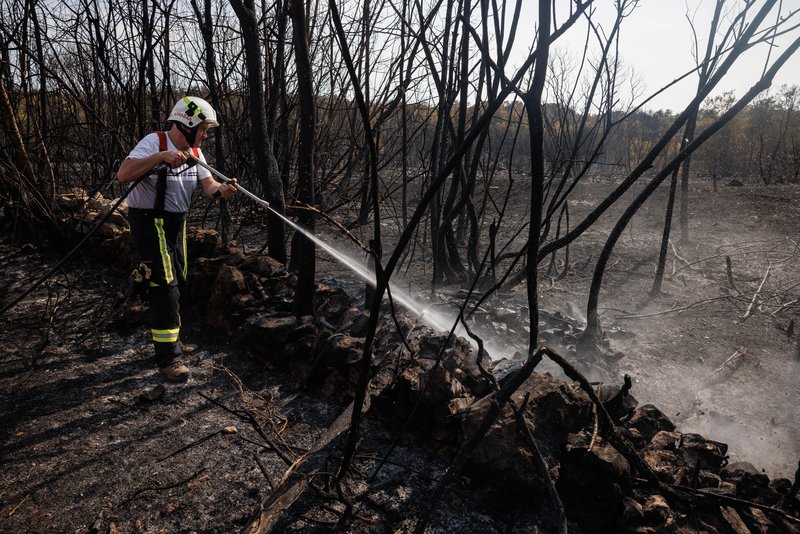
left=489, top=358, right=521, bottom=385
left=104, top=210, right=129, bottom=228
left=558, top=432, right=629, bottom=532
left=328, top=334, right=364, bottom=365
left=222, top=245, right=246, bottom=265
left=459, top=372, right=593, bottom=508
left=770, top=477, right=793, bottom=495
left=649, top=430, right=682, bottom=451
left=721, top=461, right=761, bottom=478
left=207, top=265, right=251, bottom=333
left=370, top=341, right=453, bottom=428
left=618, top=426, right=647, bottom=450
left=138, top=385, right=165, bottom=402
left=416, top=332, right=492, bottom=396
left=721, top=462, right=770, bottom=501
left=627, top=404, right=676, bottom=442
left=97, top=222, right=122, bottom=238
left=641, top=430, right=731, bottom=486
left=56, top=189, right=89, bottom=210
left=679, top=433, right=728, bottom=471
left=85, top=192, right=110, bottom=211
left=746, top=507, right=786, bottom=532
left=336, top=308, right=370, bottom=337
left=313, top=284, right=353, bottom=325
left=641, top=494, right=671, bottom=524
left=240, top=255, right=286, bottom=278
left=242, top=314, right=299, bottom=364
left=642, top=449, right=679, bottom=483
left=186, top=227, right=223, bottom=258
left=621, top=496, right=644, bottom=525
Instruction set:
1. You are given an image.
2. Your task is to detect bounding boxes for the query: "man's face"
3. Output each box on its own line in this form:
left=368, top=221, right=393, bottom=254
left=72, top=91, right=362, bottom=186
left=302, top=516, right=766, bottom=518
left=193, top=123, right=212, bottom=148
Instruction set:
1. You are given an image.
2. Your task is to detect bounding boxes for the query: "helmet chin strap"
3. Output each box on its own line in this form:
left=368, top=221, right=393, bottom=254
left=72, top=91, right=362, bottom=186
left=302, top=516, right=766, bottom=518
left=175, top=123, right=198, bottom=147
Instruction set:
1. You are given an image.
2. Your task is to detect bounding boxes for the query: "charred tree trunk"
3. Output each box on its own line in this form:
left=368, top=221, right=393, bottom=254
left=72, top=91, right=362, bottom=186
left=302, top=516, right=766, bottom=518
left=649, top=165, right=679, bottom=297
left=524, top=0, right=551, bottom=351
left=679, top=0, right=723, bottom=245
left=268, top=0, right=292, bottom=191
left=434, top=0, right=472, bottom=283
left=656, top=1, right=723, bottom=285
left=427, top=0, right=455, bottom=288
left=400, top=0, right=409, bottom=228
left=328, top=0, right=381, bottom=252
left=163, top=4, right=173, bottom=101
left=355, top=0, right=373, bottom=226
left=25, top=0, right=55, bottom=206
left=290, top=0, right=316, bottom=317
left=678, top=116, right=696, bottom=245
left=229, top=0, right=286, bottom=263
left=190, top=0, right=225, bottom=168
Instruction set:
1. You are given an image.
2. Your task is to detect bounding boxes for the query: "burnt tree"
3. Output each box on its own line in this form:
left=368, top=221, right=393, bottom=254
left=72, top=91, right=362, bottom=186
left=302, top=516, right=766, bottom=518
left=229, top=0, right=287, bottom=263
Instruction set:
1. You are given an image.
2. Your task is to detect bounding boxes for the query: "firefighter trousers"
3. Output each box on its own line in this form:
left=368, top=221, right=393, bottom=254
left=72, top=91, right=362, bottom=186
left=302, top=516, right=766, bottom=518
left=128, top=208, right=188, bottom=368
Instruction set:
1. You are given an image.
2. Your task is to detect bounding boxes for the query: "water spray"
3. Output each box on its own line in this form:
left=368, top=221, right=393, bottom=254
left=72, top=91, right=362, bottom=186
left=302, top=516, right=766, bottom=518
left=187, top=153, right=488, bottom=347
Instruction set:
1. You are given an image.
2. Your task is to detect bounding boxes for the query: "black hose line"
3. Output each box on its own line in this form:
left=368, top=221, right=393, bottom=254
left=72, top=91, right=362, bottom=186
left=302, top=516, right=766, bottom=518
left=0, top=174, right=146, bottom=318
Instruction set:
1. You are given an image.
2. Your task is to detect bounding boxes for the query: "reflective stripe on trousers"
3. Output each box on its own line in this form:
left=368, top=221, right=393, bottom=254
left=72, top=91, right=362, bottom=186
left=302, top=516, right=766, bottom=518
left=152, top=327, right=180, bottom=343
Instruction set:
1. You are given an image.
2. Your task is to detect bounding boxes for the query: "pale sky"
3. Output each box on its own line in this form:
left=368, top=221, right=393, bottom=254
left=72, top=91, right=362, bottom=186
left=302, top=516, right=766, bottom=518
left=508, top=1, right=800, bottom=111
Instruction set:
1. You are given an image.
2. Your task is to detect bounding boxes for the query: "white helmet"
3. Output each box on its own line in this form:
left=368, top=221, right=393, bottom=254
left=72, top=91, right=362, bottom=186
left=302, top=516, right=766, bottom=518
left=168, top=96, right=218, bottom=128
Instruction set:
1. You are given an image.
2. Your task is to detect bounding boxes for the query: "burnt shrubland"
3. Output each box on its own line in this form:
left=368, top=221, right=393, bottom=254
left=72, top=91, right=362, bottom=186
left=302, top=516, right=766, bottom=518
left=2, top=0, right=800, bottom=532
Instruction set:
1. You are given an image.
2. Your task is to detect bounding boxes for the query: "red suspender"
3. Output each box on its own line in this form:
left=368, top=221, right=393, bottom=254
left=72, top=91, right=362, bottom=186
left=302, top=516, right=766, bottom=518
left=154, top=131, right=168, bottom=211
left=156, top=130, right=168, bottom=151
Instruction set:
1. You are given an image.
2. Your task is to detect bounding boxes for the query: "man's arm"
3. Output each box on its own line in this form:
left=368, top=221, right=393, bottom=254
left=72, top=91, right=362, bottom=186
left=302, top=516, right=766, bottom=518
left=116, top=151, right=189, bottom=183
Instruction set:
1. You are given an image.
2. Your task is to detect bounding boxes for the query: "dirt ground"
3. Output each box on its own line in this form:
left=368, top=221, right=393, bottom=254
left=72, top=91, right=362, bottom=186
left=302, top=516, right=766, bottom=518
left=548, top=179, right=800, bottom=480
left=1, top=175, right=799, bottom=532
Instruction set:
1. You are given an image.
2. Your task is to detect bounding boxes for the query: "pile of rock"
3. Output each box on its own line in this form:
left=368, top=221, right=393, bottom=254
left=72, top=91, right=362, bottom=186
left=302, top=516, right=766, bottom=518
left=55, top=188, right=132, bottom=272
left=174, top=228, right=799, bottom=533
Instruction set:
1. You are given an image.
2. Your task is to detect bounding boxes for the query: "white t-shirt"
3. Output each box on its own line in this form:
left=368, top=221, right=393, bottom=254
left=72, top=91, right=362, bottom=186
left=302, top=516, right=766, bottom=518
left=125, top=132, right=213, bottom=213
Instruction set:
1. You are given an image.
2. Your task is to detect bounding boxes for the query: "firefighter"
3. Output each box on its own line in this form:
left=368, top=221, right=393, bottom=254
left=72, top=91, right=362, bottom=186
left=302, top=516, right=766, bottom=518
left=116, top=96, right=237, bottom=381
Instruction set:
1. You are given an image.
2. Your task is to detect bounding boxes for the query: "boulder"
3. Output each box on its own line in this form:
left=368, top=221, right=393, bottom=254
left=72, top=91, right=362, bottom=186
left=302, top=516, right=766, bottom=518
left=627, top=404, right=676, bottom=442
left=207, top=264, right=251, bottom=334
left=558, top=432, right=629, bottom=532
left=240, top=255, right=287, bottom=278
left=458, top=372, right=593, bottom=507
left=186, top=227, right=223, bottom=259
left=721, top=462, right=771, bottom=501
left=679, top=433, right=728, bottom=471
left=641, top=494, right=672, bottom=526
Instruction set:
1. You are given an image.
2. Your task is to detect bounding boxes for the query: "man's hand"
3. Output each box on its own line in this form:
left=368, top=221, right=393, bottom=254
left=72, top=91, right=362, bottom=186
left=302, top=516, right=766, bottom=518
left=162, top=150, right=189, bottom=168
left=214, top=178, right=238, bottom=199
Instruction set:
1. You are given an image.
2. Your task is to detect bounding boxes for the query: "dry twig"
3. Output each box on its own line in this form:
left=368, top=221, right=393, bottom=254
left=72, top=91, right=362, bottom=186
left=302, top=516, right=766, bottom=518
left=157, top=426, right=238, bottom=462
left=6, top=494, right=29, bottom=517
left=740, top=263, right=771, bottom=321
left=699, top=347, right=748, bottom=387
